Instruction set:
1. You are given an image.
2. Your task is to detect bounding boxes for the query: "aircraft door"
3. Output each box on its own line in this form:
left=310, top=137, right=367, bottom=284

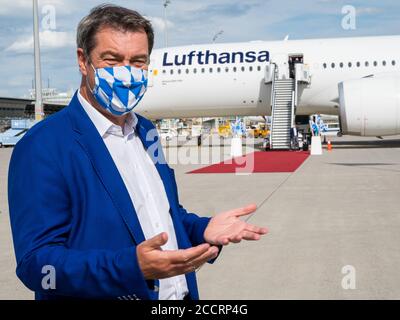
left=271, top=53, right=289, bottom=80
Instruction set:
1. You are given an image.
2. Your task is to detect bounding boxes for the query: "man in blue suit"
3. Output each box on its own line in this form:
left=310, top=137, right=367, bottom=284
left=8, top=4, right=267, bottom=300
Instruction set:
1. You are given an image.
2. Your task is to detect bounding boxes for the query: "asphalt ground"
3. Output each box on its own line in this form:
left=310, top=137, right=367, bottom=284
left=1, top=134, right=400, bottom=299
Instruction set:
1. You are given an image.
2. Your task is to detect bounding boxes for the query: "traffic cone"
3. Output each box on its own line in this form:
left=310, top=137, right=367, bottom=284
left=327, top=140, right=332, bottom=151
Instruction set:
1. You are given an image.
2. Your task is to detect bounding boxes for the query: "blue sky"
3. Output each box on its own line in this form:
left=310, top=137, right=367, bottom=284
left=0, top=0, right=399, bottom=97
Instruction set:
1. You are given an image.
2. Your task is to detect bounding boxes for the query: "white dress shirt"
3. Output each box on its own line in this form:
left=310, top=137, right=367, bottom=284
left=78, top=91, right=189, bottom=300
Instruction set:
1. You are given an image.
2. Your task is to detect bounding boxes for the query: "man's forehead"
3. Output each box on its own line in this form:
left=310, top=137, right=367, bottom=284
left=94, top=26, right=149, bottom=53
left=96, top=25, right=147, bottom=37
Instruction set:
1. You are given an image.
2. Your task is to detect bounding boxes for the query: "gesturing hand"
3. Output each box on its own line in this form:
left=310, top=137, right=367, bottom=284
left=204, top=204, right=268, bottom=246
left=137, top=232, right=219, bottom=280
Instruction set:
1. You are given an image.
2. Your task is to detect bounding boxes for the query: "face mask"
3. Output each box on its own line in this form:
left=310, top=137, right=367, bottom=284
left=88, top=64, right=148, bottom=116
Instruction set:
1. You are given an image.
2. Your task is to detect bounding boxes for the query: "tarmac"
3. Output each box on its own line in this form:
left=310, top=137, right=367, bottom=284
left=1, top=134, right=400, bottom=300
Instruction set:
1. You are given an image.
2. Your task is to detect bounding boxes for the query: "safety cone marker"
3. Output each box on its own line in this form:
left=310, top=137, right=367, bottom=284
left=327, top=140, right=332, bottom=151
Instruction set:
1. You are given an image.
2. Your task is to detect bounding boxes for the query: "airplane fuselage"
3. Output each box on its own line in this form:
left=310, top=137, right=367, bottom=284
left=136, top=35, right=400, bottom=119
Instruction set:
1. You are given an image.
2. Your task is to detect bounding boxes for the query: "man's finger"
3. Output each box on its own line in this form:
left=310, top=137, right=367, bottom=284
left=241, top=230, right=262, bottom=241
left=212, top=236, right=230, bottom=246
left=143, top=232, right=168, bottom=250
left=228, top=234, right=243, bottom=243
left=229, top=204, right=257, bottom=217
left=174, top=246, right=219, bottom=273
left=167, top=243, right=210, bottom=264
left=245, top=224, right=268, bottom=235
left=188, top=246, right=219, bottom=266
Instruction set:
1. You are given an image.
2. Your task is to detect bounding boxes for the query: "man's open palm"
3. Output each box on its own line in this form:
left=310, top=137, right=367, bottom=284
left=204, top=204, right=268, bottom=245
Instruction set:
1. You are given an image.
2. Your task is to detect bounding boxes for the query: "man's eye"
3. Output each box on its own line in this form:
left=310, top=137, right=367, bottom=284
left=132, top=60, right=147, bottom=67
left=104, top=58, right=118, bottom=63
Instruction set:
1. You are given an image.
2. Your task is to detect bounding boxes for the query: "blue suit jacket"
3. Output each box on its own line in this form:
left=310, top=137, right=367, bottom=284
left=8, top=92, right=212, bottom=300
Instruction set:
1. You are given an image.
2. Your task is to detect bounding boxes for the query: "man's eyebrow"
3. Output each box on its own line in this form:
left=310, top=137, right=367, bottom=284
left=130, top=54, right=149, bottom=61
left=99, top=51, right=124, bottom=59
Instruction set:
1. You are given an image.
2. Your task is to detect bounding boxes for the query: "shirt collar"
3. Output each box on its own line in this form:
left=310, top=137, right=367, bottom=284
left=77, top=90, right=138, bottom=138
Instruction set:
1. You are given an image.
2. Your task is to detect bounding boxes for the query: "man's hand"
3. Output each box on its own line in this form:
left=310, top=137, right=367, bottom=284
left=204, top=204, right=268, bottom=246
left=137, top=232, right=219, bottom=280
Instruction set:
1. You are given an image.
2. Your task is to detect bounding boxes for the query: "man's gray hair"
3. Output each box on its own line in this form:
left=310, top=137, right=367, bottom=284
left=77, top=4, right=154, bottom=58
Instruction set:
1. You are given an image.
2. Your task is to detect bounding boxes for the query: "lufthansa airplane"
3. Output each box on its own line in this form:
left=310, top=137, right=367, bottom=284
left=137, top=35, right=400, bottom=137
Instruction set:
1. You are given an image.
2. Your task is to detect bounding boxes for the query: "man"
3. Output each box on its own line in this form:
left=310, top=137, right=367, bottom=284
left=8, top=5, right=267, bottom=300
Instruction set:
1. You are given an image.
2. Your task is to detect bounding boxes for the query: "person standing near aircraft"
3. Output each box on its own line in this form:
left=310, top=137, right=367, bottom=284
left=8, top=4, right=267, bottom=300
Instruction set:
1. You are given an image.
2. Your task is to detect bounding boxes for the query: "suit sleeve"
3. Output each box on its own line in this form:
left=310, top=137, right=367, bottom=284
left=177, top=204, right=211, bottom=247
left=8, top=135, right=155, bottom=299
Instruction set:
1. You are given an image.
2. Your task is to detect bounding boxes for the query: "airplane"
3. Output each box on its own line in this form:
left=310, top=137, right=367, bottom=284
left=2, top=35, right=399, bottom=149
left=136, top=34, right=400, bottom=148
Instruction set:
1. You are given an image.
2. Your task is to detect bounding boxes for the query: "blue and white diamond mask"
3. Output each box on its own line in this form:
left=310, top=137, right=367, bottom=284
left=89, top=65, right=148, bottom=116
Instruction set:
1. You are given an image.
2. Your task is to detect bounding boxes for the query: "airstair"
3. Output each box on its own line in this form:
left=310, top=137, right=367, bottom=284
left=265, top=56, right=311, bottom=150
left=270, top=71, right=294, bottom=149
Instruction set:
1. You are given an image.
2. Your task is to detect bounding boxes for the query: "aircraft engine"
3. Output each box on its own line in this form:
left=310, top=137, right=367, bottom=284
left=339, top=75, right=400, bottom=136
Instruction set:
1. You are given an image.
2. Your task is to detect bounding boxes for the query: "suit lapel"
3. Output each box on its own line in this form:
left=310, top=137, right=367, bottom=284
left=135, top=117, right=180, bottom=214
left=67, top=93, right=146, bottom=245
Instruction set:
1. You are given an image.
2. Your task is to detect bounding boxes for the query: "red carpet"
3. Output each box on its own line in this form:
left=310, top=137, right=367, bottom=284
left=188, top=151, right=310, bottom=174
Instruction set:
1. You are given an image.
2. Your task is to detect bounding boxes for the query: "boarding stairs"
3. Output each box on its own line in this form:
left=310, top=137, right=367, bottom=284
left=265, top=60, right=311, bottom=150
left=270, top=72, right=295, bottom=150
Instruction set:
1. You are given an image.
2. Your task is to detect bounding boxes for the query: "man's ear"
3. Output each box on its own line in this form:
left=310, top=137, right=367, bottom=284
left=77, top=48, right=88, bottom=76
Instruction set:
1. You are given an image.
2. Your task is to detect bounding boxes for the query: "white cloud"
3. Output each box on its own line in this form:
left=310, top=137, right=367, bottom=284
left=357, top=7, right=383, bottom=15
left=0, top=0, right=32, bottom=15
left=0, top=0, right=74, bottom=16
left=146, top=16, right=174, bottom=32
left=5, top=30, right=75, bottom=53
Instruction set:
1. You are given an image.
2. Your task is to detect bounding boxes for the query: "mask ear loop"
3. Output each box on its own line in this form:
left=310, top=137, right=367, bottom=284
left=85, top=59, right=97, bottom=95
